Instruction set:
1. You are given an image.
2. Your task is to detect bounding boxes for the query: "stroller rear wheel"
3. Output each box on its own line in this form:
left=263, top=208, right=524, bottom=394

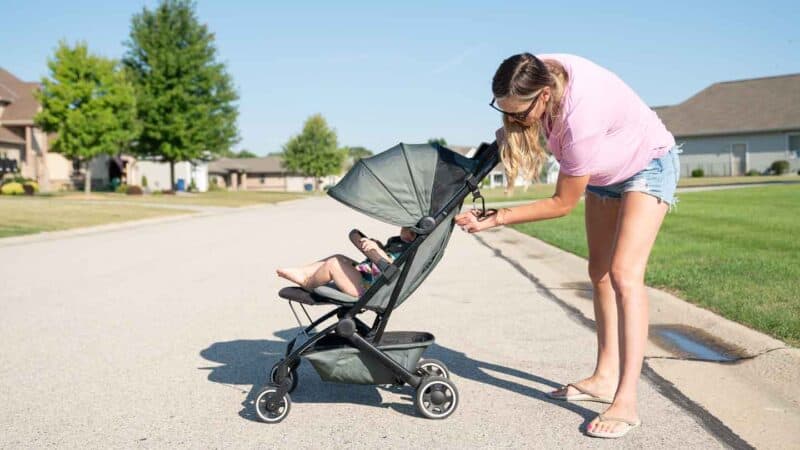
left=269, top=363, right=299, bottom=393
left=416, top=358, right=450, bottom=379
left=255, top=387, right=291, bottom=423
left=414, top=376, right=458, bottom=420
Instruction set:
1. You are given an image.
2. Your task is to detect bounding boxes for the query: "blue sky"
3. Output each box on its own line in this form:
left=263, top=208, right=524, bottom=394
left=2, top=0, right=798, bottom=155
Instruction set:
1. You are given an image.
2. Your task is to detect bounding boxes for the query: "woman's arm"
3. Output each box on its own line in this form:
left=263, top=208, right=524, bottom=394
left=456, top=171, right=590, bottom=232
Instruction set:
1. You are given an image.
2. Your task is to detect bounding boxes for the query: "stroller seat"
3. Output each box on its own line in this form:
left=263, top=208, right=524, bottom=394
left=278, top=285, right=358, bottom=306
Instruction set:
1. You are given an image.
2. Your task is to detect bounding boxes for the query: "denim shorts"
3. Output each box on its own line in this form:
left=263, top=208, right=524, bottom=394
left=585, top=145, right=682, bottom=207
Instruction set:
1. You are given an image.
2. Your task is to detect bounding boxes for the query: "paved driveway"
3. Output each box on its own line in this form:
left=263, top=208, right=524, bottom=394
left=0, top=197, right=724, bottom=448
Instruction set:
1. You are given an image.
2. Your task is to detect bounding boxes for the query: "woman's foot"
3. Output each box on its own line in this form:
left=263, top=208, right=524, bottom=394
left=276, top=267, right=309, bottom=287
left=587, top=402, right=641, bottom=438
left=549, top=376, right=617, bottom=403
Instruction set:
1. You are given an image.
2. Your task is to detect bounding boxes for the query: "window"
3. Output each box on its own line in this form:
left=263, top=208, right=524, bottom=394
left=260, top=176, right=266, bottom=184
left=789, top=134, right=800, bottom=158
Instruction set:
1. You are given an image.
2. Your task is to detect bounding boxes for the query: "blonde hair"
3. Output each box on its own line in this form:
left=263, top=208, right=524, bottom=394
left=492, top=54, right=567, bottom=190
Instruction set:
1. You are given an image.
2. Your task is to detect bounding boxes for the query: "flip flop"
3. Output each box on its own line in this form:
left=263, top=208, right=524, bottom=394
left=547, top=383, right=613, bottom=404
left=586, top=414, right=642, bottom=439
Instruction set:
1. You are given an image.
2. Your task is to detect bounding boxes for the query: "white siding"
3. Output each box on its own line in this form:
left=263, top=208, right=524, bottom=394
left=675, top=131, right=800, bottom=175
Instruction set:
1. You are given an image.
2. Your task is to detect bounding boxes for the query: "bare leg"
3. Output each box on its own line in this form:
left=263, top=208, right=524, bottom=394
left=276, top=261, right=325, bottom=287
left=304, top=255, right=364, bottom=297
left=552, top=192, right=620, bottom=399
left=589, top=191, right=668, bottom=435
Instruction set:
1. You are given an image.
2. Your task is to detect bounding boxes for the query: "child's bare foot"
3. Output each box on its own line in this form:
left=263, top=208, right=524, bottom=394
left=276, top=268, right=308, bottom=287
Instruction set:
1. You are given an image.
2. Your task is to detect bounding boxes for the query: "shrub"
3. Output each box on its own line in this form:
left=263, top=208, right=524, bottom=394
left=115, top=183, right=128, bottom=194
left=141, top=175, right=148, bottom=188
left=22, top=181, right=39, bottom=195
left=126, top=185, right=143, bottom=195
left=189, top=179, right=197, bottom=192
left=770, top=160, right=790, bottom=175
left=746, top=169, right=761, bottom=176
left=691, top=168, right=704, bottom=178
left=161, top=189, right=175, bottom=195
left=1, top=182, right=24, bottom=195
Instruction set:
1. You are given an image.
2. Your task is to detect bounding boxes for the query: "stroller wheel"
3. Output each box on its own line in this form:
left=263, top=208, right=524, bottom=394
left=414, top=376, right=459, bottom=420
left=416, top=358, right=450, bottom=379
left=269, top=363, right=299, bottom=393
left=255, top=387, right=291, bottom=423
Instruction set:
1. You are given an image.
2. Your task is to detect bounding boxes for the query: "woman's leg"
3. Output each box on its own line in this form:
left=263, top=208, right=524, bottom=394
left=304, top=254, right=364, bottom=297
left=589, top=191, right=668, bottom=434
left=551, top=192, right=621, bottom=399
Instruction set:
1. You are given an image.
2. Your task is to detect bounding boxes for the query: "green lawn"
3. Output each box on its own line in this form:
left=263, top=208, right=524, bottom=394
left=480, top=174, right=799, bottom=203
left=52, top=190, right=312, bottom=207
left=0, top=196, right=190, bottom=238
left=510, top=185, right=800, bottom=346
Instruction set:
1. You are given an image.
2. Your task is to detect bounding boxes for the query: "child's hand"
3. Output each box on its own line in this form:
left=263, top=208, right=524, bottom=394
left=359, top=238, right=380, bottom=253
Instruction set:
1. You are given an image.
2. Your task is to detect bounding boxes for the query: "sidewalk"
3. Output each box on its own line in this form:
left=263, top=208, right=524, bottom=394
left=475, top=226, right=800, bottom=450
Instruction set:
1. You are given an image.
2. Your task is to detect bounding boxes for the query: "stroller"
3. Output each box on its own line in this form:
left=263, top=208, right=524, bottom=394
left=256, top=141, right=499, bottom=423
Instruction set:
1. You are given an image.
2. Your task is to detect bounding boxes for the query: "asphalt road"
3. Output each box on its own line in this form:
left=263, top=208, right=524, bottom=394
left=0, top=197, right=723, bottom=448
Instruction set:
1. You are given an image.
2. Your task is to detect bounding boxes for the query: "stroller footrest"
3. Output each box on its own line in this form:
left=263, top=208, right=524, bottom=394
left=278, top=286, right=358, bottom=305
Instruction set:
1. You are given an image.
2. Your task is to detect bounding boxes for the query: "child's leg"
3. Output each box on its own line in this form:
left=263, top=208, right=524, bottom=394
left=305, top=255, right=364, bottom=297
left=276, top=260, right=326, bottom=286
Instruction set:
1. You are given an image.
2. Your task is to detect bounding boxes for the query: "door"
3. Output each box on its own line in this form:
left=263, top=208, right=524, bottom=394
left=731, top=143, right=747, bottom=176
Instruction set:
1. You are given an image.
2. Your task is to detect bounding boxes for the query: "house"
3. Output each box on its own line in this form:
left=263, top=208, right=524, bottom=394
left=0, top=68, right=72, bottom=190
left=448, top=144, right=536, bottom=188
left=654, top=73, right=800, bottom=176
left=208, top=156, right=340, bottom=191
left=87, top=155, right=210, bottom=192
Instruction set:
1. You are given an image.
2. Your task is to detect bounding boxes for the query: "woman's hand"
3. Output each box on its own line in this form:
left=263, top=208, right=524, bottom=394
left=455, top=209, right=495, bottom=233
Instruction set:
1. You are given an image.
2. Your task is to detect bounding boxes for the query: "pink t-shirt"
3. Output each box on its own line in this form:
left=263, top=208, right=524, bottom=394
left=539, top=54, right=675, bottom=186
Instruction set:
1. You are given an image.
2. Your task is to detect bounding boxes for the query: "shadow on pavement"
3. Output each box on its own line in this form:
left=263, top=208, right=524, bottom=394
left=200, top=327, right=598, bottom=427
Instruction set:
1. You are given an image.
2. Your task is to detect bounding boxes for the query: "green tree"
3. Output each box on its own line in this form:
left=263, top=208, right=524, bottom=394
left=282, top=114, right=344, bottom=191
left=428, top=137, right=448, bottom=147
left=340, top=145, right=373, bottom=170
left=35, top=41, right=138, bottom=194
left=123, top=0, right=239, bottom=189
left=232, top=149, right=258, bottom=158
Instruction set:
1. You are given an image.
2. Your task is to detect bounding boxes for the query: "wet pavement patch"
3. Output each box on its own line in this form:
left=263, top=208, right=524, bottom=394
left=650, top=324, right=749, bottom=362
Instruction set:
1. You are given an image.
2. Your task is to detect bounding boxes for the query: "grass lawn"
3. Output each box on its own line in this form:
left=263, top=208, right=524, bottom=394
left=510, top=185, right=800, bottom=347
left=53, top=190, right=312, bottom=207
left=480, top=174, right=799, bottom=203
left=0, top=196, right=190, bottom=239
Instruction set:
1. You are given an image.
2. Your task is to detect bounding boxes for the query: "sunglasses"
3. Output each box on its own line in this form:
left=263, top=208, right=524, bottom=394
left=489, top=91, right=542, bottom=122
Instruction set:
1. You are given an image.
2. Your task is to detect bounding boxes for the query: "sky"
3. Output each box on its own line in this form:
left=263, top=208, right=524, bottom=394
left=2, top=0, right=798, bottom=155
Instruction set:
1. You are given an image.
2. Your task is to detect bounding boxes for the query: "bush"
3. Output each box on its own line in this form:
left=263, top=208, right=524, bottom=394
left=126, top=185, right=143, bottom=195
left=1, top=182, right=24, bottom=195
left=746, top=169, right=761, bottom=176
left=115, top=183, right=128, bottom=194
left=189, top=179, right=197, bottom=192
left=141, top=175, right=148, bottom=188
left=161, top=189, right=175, bottom=195
left=770, top=160, right=790, bottom=175
left=691, top=168, right=704, bottom=178
left=22, top=181, right=38, bottom=195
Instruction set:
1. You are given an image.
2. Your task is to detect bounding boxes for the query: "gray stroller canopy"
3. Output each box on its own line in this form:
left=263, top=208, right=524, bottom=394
left=328, top=143, right=477, bottom=228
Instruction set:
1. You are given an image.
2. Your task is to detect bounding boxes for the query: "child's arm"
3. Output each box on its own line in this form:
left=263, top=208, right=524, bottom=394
left=359, top=238, right=394, bottom=264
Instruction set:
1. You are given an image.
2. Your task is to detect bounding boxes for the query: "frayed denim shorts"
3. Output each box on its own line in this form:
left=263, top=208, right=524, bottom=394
left=585, top=145, right=682, bottom=207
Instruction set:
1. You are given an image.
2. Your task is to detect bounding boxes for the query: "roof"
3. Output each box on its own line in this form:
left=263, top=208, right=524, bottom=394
left=654, top=73, right=800, bottom=137
left=0, top=125, right=25, bottom=144
left=208, top=156, right=288, bottom=174
left=0, top=68, right=40, bottom=123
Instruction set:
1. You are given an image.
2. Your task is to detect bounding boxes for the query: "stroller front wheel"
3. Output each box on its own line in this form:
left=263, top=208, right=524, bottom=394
left=255, top=387, right=291, bottom=423
left=414, top=376, right=458, bottom=420
left=269, top=363, right=299, bottom=393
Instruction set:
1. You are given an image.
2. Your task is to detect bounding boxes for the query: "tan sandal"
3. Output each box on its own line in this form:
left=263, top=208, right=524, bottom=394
left=586, top=414, right=642, bottom=439
left=547, top=383, right=613, bottom=404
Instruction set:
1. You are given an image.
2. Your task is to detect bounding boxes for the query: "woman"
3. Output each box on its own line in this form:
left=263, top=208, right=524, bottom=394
left=455, top=53, right=679, bottom=439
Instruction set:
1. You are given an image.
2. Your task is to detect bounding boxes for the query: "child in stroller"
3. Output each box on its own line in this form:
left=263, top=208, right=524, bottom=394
left=277, top=227, right=417, bottom=297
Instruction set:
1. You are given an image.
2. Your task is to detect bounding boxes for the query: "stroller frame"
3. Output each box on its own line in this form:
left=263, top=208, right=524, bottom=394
left=257, top=142, right=499, bottom=423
